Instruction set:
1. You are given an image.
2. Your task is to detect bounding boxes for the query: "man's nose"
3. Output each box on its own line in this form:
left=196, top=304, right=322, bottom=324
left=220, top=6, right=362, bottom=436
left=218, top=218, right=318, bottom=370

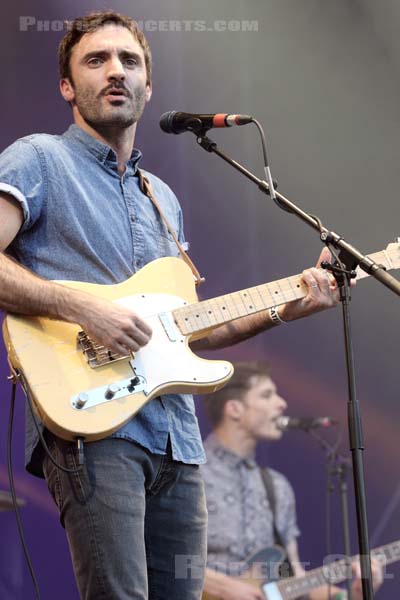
left=278, top=395, right=288, bottom=411
left=107, top=57, right=126, bottom=81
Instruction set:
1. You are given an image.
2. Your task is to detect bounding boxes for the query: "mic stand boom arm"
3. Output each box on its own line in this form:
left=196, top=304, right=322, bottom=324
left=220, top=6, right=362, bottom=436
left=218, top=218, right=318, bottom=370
left=196, top=133, right=400, bottom=294
left=195, top=132, right=400, bottom=599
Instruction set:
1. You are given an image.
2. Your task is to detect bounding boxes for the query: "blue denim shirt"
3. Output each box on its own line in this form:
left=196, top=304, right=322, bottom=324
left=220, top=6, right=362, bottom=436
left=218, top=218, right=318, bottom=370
left=0, top=124, right=206, bottom=476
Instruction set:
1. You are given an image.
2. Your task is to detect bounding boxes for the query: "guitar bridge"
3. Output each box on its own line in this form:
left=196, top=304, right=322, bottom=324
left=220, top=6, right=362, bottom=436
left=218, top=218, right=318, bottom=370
left=77, top=331, right=130, bottom=369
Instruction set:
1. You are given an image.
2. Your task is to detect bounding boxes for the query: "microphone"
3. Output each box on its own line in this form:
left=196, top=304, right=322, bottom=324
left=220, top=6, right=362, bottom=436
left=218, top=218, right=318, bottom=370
left=159, top=111, right=253, bottom=135
left=276, top=416, right=338, bottom=431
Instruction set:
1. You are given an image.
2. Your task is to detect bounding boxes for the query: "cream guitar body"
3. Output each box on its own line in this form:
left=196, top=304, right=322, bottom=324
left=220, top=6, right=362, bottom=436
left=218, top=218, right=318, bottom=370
left=3, top=257, right=232, bottom=441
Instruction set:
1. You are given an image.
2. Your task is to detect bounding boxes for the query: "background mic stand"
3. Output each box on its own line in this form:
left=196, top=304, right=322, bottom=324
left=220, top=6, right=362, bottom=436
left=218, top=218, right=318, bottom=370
left=193, top=130, right=400, bottom=599
left=309, top=428, right=353, bottom=599
left=338, top=461, right=354, bottom=600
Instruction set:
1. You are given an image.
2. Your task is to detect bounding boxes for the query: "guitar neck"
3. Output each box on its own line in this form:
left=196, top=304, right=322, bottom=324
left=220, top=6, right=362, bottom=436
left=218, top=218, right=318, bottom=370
left=173, top=248, right=397, bottom=337
left=275, top=540, right=400, bottom=599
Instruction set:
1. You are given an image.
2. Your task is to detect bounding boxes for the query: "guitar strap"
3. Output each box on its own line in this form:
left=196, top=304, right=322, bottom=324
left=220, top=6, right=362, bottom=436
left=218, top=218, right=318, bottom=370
left=137, top=169, right=205, bottom=287
left=260, top=467, right=295, bottom=579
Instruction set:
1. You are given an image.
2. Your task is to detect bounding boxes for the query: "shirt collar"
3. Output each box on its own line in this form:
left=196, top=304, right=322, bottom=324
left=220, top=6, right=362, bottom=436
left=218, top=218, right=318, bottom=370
left=63, top=124, right=143, bottom=173
left=205, top=433, right=257, bottom=470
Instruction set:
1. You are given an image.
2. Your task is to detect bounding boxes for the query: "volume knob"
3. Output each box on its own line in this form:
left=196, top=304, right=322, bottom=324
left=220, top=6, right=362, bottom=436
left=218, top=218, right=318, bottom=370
left=105, top=383, right=121, bottom=400
left=76, top=392, right=89, bottom=409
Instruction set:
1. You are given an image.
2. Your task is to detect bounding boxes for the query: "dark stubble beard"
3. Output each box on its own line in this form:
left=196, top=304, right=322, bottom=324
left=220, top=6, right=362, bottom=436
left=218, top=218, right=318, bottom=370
left=73, top=83, right=147, bottom=129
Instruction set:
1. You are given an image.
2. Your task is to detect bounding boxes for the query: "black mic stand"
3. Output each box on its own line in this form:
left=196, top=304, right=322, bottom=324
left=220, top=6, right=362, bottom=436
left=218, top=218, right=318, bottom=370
left=192, top=129, right=400, bottom=599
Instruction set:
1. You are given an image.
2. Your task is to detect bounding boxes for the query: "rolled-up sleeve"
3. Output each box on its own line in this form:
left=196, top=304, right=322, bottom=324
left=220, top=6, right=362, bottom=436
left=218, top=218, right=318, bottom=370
left=0, top=139, right=46, bottom=232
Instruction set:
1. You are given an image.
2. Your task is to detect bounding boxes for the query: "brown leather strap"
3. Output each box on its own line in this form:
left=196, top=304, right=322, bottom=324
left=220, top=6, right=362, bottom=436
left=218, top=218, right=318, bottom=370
left=137, top=169, right=204, bottom=286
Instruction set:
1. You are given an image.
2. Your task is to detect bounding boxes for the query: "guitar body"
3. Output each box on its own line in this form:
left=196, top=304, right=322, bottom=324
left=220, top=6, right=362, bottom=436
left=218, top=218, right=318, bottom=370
left=3, top=257, right=233, bottom=441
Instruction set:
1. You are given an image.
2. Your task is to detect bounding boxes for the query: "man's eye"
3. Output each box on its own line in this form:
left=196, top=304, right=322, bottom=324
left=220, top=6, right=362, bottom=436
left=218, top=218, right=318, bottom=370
left=124, top=58, right=137, bottom=66
left=88, top=58, right=103, bottom=66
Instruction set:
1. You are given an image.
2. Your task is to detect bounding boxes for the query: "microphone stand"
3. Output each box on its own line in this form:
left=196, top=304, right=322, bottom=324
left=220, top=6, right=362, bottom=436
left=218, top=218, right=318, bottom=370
left=309, top=429, right=353, bottom=599
left=193, top=129, right=400, bottom=599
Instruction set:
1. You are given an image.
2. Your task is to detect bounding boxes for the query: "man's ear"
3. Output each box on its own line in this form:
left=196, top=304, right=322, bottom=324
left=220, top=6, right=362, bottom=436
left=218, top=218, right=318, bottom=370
left=224, top=399, right=244, bottom=421
left=60, top=78, right=75, bottom=103
left=145, top=82, right=152, bottom=102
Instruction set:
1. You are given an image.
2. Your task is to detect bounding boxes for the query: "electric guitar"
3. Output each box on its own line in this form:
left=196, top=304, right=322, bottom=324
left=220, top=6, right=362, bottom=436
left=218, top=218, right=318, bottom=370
left=202, top=539, right=400, bottom=599
left=3, top=242, right=400, bottom=442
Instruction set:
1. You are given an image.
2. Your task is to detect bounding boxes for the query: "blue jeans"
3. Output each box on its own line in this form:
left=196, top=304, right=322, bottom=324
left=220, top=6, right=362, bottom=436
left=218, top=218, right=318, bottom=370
left=42, top=435, right=207, bottom=599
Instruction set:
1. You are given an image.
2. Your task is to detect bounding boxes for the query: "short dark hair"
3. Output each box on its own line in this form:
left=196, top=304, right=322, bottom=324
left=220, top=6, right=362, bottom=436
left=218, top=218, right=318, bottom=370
left=58, top=11, right=152, bottom=84
left=203, top=361, right=272, bottom=427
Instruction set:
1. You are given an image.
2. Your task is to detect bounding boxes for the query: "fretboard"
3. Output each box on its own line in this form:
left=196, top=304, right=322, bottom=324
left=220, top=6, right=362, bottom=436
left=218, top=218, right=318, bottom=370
left=276, top=539, right=400, bottom=599
left=173, top=247, right=399, bottom=337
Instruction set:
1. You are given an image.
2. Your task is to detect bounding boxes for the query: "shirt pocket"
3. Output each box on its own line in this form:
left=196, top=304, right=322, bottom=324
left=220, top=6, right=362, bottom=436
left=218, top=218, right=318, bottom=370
left=151, top=219, right=181, bottom=257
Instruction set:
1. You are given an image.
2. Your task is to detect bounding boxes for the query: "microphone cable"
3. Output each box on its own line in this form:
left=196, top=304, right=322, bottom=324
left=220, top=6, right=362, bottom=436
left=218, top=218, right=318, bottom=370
left=7, top=380, right=41, bottom=599
left=6, top=371, right=84, bottom=600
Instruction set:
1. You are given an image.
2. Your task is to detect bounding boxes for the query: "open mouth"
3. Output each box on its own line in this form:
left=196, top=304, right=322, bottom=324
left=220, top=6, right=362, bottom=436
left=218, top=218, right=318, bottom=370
left=272, top=416, right=284, bottom=429
left=104, top=89, right=127, bottom=100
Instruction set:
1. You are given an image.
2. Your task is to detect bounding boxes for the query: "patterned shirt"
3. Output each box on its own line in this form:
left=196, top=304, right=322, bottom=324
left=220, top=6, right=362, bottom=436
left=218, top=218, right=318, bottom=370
left=0, top=124, right=206, bottom=476
left=202, top=434, right=300, bottom=577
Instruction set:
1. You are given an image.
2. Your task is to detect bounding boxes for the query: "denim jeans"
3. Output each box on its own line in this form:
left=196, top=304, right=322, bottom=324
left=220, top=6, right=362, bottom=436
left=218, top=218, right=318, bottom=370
left=42, top=435, right=207, bottom=599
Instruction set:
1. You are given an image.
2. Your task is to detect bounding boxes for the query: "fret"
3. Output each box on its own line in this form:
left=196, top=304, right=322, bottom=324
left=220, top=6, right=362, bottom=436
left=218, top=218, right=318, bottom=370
left=286, top=275, right=304, bottom=301
left=199, top=300, right=219, bottom=327
left=238, top=289, right=257, bottom=315
left=264, top=281, right=285, bottom=305
left=262, top=276, right=305, bottom=307
left=244, top=288, right=265, bottom=312
left=288, top=275, right=306, bottom=301
left=255, top=285, right=268, bottom=310
left=276, top=279, right=288, bottom=303
left=183, top=305, right=209, bottom=331
left=262, top=282, right=278, bottom=305
left=218, top=295, right=239, bottom=320
left=211, top=297, right=228, bottom=323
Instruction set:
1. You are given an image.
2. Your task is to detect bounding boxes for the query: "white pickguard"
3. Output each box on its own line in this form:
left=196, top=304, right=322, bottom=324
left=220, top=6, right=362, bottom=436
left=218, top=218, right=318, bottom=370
left=116, top=292, right=232, bottom=395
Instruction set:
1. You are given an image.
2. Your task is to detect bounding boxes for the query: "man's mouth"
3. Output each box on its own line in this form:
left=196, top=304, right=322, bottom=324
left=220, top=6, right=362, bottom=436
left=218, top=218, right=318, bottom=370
left=104, top=88, right=128, bottom=100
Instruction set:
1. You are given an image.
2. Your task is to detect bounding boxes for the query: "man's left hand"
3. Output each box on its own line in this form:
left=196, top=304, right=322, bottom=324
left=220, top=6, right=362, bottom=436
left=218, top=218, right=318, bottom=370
left=350, top=557, right=384, bottom=598
left=279, top=247, right=341, bottom=322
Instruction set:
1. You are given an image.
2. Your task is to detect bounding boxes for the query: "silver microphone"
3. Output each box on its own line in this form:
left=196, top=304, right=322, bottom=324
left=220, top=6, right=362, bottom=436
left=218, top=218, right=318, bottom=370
left=276, top=416, right=338, bottom=431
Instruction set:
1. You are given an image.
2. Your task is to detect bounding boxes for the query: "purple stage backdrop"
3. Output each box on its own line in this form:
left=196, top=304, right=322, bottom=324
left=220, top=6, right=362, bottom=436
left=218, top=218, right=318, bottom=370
left=1, top=1, right=400, bottom=598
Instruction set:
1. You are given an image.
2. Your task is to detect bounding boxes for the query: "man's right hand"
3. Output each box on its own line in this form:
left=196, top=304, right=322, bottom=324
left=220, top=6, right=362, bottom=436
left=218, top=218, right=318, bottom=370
left=77, top=295, right=152, bottom=355
left=220, top=577, right=265, bottom=600
left=0, top=192, right=153, bottom=355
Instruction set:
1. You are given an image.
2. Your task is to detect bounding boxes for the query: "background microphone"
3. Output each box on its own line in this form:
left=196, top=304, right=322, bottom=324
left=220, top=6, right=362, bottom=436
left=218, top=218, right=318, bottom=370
left=159, top=111, right=253, bottom=134
left=276, top=416, right=338, bottom=431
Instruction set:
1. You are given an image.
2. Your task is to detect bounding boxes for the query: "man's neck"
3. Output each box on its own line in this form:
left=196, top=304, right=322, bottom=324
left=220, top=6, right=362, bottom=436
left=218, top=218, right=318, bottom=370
left=212, top=425, right=257, bottom=459
left=74, top=115, right=137, bottom=175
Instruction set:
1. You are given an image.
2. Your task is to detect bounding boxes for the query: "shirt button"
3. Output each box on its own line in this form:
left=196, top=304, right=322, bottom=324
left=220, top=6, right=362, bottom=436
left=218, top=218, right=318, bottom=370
left=130, top=215, right=135, bottom=222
